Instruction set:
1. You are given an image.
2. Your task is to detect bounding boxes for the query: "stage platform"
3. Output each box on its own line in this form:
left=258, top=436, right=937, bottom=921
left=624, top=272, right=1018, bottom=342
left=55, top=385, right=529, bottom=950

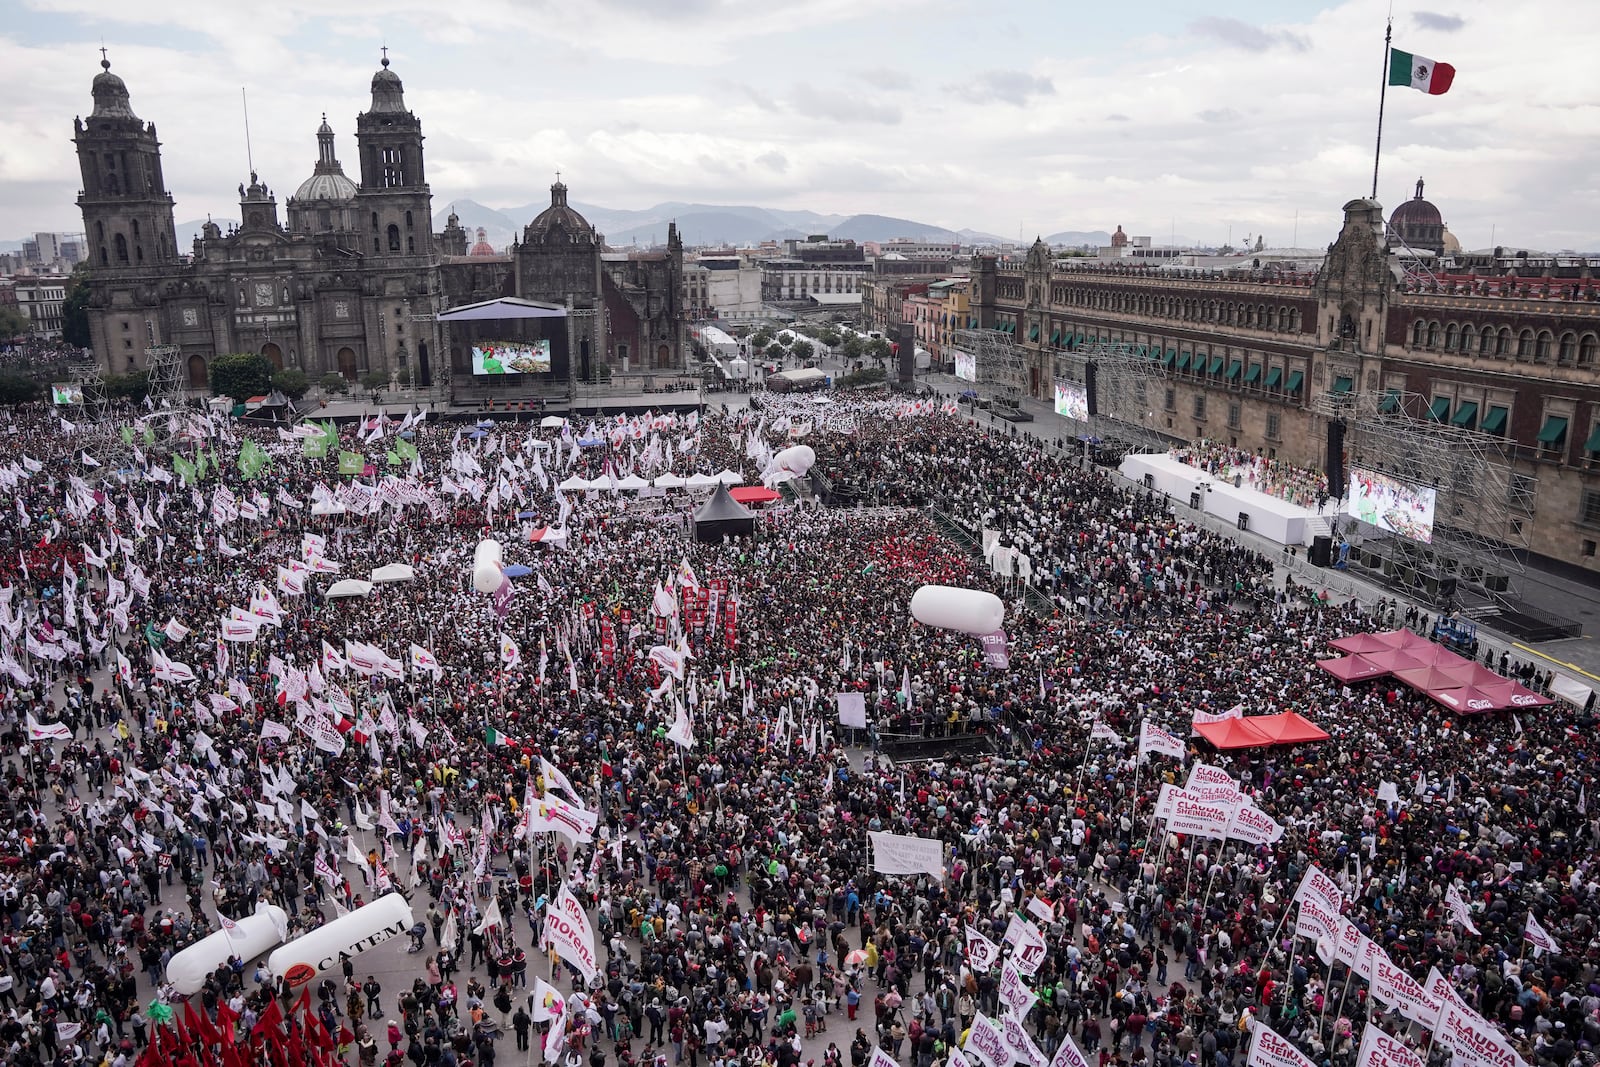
left=1120, top=452, right=1321, bottom=547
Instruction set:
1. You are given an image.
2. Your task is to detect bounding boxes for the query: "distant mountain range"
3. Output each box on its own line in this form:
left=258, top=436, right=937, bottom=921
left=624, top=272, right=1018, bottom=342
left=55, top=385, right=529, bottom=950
left=431, top=198, right=1043, bottom=251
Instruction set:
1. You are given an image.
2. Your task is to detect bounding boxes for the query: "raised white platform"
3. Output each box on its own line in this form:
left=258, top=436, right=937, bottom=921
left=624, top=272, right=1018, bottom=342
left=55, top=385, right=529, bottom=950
left=1120, top=453, right=1320, bottom=547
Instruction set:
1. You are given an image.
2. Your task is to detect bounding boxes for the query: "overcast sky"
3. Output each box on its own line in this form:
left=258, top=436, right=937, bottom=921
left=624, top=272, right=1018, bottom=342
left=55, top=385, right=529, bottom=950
left=4, top=0, right=1596, bottom=251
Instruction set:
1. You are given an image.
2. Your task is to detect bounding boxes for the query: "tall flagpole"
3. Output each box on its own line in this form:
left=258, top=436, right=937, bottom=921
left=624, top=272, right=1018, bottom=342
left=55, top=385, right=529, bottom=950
left=1371, top=18, right=1393, bottom=199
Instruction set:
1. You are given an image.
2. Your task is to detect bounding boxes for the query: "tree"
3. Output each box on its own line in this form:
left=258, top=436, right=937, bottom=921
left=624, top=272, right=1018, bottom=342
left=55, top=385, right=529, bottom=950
left=817, top=328, right=842, bottom=347
left=750, top=330, right=773, bottom=351
left=840, top=334, right=865, bottom=360
left=865, top=338, right=893, bottom=364
left=102, top=371, right=150, bottom=401
left=791, top=339, right=814, bottom=361
left=319, top=372, right=349, bottom=395
left=61, top=267, right=92, bottom=348
left=0, top=306, right=29, bottom=340
left=0, top=374, right=42, bottom=405
left=271, top=367, right=310, bottom=402
left=764, top=342, right=786, bottom=360
left=360, top=370, right=389, bottom=393
left=209, top=352, right=275, bottom=403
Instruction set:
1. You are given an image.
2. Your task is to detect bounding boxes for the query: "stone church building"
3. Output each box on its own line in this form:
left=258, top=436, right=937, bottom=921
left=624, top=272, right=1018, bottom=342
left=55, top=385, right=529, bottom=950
left=73, top=53, right=683, bottom=390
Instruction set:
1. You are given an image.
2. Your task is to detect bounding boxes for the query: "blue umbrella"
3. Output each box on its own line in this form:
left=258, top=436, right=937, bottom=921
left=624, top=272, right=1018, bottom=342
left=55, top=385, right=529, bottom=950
left=577, top=437, right=604, bottom=448
left=467, top=429, right=488, bottom=439
left=502, top=565, right=532, bottom=578
left=515, top=510, right=537, bottom=519
left=476, top=419, right=495, bottom=428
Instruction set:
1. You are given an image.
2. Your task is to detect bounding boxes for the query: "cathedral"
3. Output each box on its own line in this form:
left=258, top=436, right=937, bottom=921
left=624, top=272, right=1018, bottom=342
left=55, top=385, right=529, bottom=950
left=73, top=52, right=684, bottom=391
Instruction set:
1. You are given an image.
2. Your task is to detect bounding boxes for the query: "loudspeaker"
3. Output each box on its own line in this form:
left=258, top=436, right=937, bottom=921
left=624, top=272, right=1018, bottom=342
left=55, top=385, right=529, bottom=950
left=1326, top=420, right=1347, bottom=499
left=1085, top=362, right=1099, bottom=416
left=1189, top=491, right=1202, bottom=510
left=898, top=323, right=916, bottom=384
left=1310, top=536, right=1333, bottom=567
left=1143, top=473, right=1155, bottom=490
left=1440, top=577, right=1458, bottom=599
left=1237, top=511, right=1250, bottom=532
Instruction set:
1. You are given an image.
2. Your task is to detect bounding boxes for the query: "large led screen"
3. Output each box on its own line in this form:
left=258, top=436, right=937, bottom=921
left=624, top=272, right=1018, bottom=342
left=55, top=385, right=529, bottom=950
left=1347, top=466, right=1436, bottom=544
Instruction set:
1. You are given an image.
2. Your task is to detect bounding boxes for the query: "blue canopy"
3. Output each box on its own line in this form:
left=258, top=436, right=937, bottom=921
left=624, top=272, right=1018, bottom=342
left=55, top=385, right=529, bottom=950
left=577, top=437, right=604, bottom=447
left=467, top=430, right=488, bottom=439
left=502, top=564, right=533, bottom=578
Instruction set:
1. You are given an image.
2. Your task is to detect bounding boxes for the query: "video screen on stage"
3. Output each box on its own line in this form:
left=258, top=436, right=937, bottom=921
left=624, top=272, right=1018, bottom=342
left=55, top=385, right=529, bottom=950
left=1347, top=466, right=1437, bottom=544
left=50, top=384, right=83, bottom=405
left=1054, top=380, right=1089, bottom=421
left=471, top=340, right=551, bottom=375
left=953, top=351, right=976, bottom=382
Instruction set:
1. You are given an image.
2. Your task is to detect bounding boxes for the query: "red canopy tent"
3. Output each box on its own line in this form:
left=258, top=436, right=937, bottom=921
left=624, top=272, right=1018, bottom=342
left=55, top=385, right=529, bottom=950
left=1193, top=717, right=1273, bottom=750
left=1249, top=711, right=1331, bottom=745
left=1317, top=656, right=1390, bottom=683
left=1390, top=664, right=1480, bottom=693
left=1359, top=648, right=1448, bottom=673
left=1373, top=629, right=1437, bottom=651
left=1433, top=684, right=1516, bottom=714
left=1328, top=633, right=1395, bottom=655
left=728, top=486, right=782, bottom=505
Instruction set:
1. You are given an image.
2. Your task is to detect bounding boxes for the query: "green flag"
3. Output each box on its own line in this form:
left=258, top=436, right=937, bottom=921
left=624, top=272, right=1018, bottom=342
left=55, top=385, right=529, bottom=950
left=142, top=427, right=155, bottom=445
left=172, top=454, right=196, bottom=487
left=144, top=621, right=166, bottom=648
left=303, top=433, right=329, bottom=459
left=338, top=451, right=365, bottom=476
left=193, top=451, right=207, bottom=481
left=385, top=450, right=401, bottom=467
left=238, top=440, right=269, bottom=479
left=394, top=437, right=419, bottom=462
left=121, top=426, right=134, bottom=445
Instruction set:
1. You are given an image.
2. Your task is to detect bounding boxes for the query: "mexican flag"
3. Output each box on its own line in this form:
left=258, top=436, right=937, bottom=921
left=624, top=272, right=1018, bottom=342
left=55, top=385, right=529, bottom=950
left=485, top=726, right=517, bottom=747
left=1389, top=48, right=1454, bottom=94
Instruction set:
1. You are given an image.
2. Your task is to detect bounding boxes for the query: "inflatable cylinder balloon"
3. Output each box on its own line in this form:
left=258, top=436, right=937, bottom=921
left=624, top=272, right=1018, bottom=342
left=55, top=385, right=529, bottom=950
left=909, top=585, right=1005, bottom=637
left=266, top=892, right=414, bottom=990
left=165, top=904, right=289, bottom=996
left=772, top=445, right=816, bottom=477
left=471, top=538, right=504, bottom=594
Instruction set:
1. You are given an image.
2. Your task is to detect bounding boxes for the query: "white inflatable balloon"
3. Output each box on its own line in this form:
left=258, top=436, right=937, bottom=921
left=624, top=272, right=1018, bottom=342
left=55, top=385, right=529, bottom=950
left=266, top=892, right=414, bottom=990
left=165, top=904, right=289, bottom=996
left=772, top=445, right=816, bottom=477
left=471, top=538, right=503, bottom=594
left=909, top=585, right=1005, bottom=637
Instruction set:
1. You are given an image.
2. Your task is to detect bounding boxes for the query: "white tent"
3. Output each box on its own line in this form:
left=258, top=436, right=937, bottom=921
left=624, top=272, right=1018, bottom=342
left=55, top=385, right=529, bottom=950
left=325, top=579, right=373, bottom=599
left=714, top=469, right=744, bottom=485
left=310, top=500, right=347, bottom=516
left=615, top=474, right=650, bottom=491
left=369, top=563, right=415, bottom=584
left=653, top=473, right=686, bottom=489
left=586, top=474, right=616, bottom=492
left=539, top=416, right=566, bottom=429
left=686, top=473, right=719, bottom=490
left=557, top=475, right=589, bottom=491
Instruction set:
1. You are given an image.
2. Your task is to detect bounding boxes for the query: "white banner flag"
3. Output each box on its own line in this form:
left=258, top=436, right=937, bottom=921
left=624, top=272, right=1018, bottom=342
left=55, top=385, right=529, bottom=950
left=963, top=1014, right=1011, bottom=1067
left=1524, top=912, right=1558, bottom=956
left=1138, top=720, right=1186, bottom=760
left=541, top=885, right=599, bottom=982
left=964, top=923, right=1001, bottom=971
left=869, top=831, right=944, bottom=880
left=1356, top=1024, right=1426, bottom=1067
left=1247, top=1026, right=1318, bottom=1067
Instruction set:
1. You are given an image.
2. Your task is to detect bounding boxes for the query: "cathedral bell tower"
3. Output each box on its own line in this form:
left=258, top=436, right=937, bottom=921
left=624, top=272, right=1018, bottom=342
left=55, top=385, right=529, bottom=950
left=353, top=50, right=433, bottom=258
left=73, top=52, right=179, bottom=271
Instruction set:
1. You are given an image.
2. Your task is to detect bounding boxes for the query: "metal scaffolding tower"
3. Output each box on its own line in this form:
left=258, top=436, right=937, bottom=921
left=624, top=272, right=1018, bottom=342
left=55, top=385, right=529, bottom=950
left=1312, top=388, right=1528, bottom=610
left=953, top=329, right=1028, bottom=413
left=1055, top=342, right=1174, bottom=454
left=144, top=344, right=186, bottom=410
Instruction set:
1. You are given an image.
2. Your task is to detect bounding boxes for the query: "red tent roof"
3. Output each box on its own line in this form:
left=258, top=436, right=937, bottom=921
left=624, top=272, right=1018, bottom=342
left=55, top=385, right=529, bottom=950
left=1317, top=656, right=1389, bottom=682
left=1372, top=629, right=1435, bottom=651
left=1249, top=711, right=1331, bottom=745
left=728, top=486, right=782, bottom=504
left=1433, top=684, right=1514, bottom=714
left=1328, top=633, right=1394, bottom=655
left=1390, top=665, right=1478, bottom=693
left=1193, top=717, right=1273, bottom=750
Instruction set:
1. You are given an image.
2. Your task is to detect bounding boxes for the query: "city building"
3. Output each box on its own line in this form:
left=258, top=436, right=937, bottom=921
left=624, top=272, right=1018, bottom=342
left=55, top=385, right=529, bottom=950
left=71, top=52, right=683, bottom=388
left=12, top=273, right=70, bottom=337
left=760, top=236, right=870, bottom=306
left=967, top=191, right=1600, bottom=572
left=20, top=233, right=85, bottom=273
left=689, top=254, right=763, bottom=320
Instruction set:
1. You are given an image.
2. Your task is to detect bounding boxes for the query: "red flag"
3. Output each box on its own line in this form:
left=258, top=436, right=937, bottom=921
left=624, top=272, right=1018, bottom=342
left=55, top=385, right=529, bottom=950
left=286, top=1025, right=304, bottom=1067
left=251, top=997, right=284, bottom=1041
left=213, top=1002, right=238, bottom=1046
left=183, top=1001, right=218, bottom=1047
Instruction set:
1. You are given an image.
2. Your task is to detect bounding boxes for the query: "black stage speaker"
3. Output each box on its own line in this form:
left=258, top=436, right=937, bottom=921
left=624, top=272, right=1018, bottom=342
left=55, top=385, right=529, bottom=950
left=898, top=323, right=917, bottom=384
left=1085, top=362, right=1100, bottom=416
left=1310, top=536, right=1333, bottom=567
left=1440, top=576, right=1458, bottom=599
left=1326, top=420, right=1347, bottom=499
left=1189, top=491, right=1202, bottom=510
left=1237, top=511, right=1250, bottom=532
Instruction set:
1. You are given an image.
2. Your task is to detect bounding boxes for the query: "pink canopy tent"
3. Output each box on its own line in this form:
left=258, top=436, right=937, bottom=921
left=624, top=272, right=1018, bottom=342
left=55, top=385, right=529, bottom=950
left=1434, top=683, right=1517, bottom=714
left=1329, top=633, right=1394, bottom=655
left=1249, top=711, right=1331, bottom=745
left=1372, top=629, right=1437, bottom=651
left=1317, top=656, right=1390, bottom=683
left=1390, top=664, right=1481, bottom=693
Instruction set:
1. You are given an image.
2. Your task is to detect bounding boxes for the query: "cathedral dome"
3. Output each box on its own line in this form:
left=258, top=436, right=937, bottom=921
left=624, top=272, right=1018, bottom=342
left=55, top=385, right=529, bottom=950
left=527, top=180, right=592, bottom=239
left=368, top=54, right=408, bottom=114
left=90, top=57, right=140, bottom=121
left=469, top=227, right=496, bottom=256
left=1389, top=178, right=1445, bottom=254
left=295, top=171, right=358, bottom=202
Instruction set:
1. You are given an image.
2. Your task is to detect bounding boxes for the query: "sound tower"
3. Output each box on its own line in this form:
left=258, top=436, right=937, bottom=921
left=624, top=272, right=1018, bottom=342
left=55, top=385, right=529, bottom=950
left=1085, top=362, right=1099, bottom=417
left=898, top=323, right=917, bottom=385
left=1326, top=420, right=1347, bottom=499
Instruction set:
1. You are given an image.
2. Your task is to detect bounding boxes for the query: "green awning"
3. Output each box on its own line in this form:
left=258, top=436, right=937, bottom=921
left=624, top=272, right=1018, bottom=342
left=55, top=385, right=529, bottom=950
left=1264, top=367, right=1283, bottom=388
left=1049, top=330, right=1061, bottom=345
left=969, top=317, right=978, bottom=329
left=1379, top=388, right=1401, bottom=413
left=1538, top=415, right=1568, bottom=444
left=1244, top=364, right=1263, bottom=383
left=1226, top=360, right=1242, bottom=380
left=1451, top=401, right=1479, bottom=428
left=1207, top=356, right=1225, bottom=375
left=1332, top=376, right=1353, bottom=394
left=1160, top=351, right=1174, bottom=367
left=1428, top=397, right=1451, bottom=422
left=1286, top=370, right=1304, bottom=393
left=1028, top=324, right=1040, bottom=342
left=1175, top=353, right=1191, bottom=370
left=1480, top=406, right=1507, bottom=434
left=1003, top=322, right=1015, bottom=334
left=1585, top=424, right=1600, bottom=453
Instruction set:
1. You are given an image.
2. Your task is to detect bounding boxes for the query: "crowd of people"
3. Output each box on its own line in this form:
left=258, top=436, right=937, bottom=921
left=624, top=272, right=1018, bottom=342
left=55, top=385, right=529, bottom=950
left=1170, top=441, right=1330, bottom=513
left=0, top=389, right=1592, bottom=1067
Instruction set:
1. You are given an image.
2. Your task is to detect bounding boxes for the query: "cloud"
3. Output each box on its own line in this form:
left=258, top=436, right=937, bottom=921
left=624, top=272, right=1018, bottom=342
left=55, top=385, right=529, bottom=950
left=961, top=69, right=1055, bottom=107
left=859, top=68, right=913, bottom=91
left=1106, top=113, right=1131, bottom=122
left=755, top=149, right=789, bottom=174
left=1188, top=16, right=1310, bottom=53
left=793, top=84, right=902, bottom=125
left=1197, top=108, right=1240, bottom=124
left=1413, top=11, right=1466, bottom=31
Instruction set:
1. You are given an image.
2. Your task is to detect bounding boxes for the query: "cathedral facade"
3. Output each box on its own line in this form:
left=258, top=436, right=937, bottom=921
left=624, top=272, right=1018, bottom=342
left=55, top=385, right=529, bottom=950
left=73, top=54, right=683, bottom=391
